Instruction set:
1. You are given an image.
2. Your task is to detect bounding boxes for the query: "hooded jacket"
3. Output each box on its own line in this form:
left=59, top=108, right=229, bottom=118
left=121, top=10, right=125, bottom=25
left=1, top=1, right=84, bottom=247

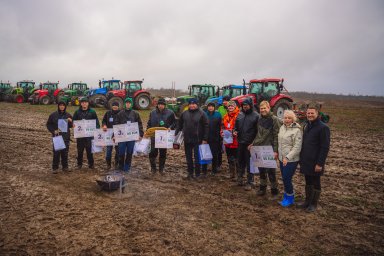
left=252, top=112, right=281, bottom=152
left=102, top=109, right=120, bottom=128
left=278, top=122, right=302, bottom=162
left=46, top=103, right=73, bottom=142
left=176, top=108, right=208, bottom=144
left=299, top=118, right=330, bottom=176
left=222, top=106, right=240, bottom=148
left=115, top=108, right=144, bottom=137
left=147, top=107, right=176, bottom=130
left=235, top=107, right=259, bottom=145
left=204, top=109, right=222, bottom=143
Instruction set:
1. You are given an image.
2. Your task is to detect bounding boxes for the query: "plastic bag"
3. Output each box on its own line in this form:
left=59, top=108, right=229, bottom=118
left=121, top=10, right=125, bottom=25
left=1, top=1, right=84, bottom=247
left=223, top=130, right=233, bottom=144
left=133, top=138, right=151, bottom=156
left=52, top=136, right=66, bottom=151
left=173, top=131, right=184, bottom=149
left=199, top=144, right=213, bottom=161
left=91, top=140, right=103, bottom=153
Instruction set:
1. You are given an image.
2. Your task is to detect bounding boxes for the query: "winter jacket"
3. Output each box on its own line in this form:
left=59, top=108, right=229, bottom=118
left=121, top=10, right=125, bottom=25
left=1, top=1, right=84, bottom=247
left=217, top=105, right=227, bottom=118
left=147, top=107, right=176, bottom=130
left=115, top=109, right=144, bottom=137
left=222, top=107, right=240, bottom=148
left=176, top=108, right=208, bottom=144
left=102, top=109, right=120, bottom=128
left=299, top=118, right=330, bottom=176
left=252, top=112, right=281, bottom=152
left=204, top=110, right=222, bottom=143
left=278, top=122, right=302, bottom=162
left=46, top=105, right=73, bottom=142
left=235, top=108, right=259, bottom=145
left=73, top=107, right=100, bottom=128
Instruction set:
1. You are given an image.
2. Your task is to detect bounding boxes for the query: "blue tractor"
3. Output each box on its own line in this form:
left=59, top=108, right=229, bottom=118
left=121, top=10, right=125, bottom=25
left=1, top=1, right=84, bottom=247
left=205, top=84, right=247, bottom=107
left=87, top=79, right=122, bottom=108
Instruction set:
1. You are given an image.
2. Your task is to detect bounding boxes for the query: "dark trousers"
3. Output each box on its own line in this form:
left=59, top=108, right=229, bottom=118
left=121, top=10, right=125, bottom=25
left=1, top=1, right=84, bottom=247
left=305, top=175, right=321, bottom=190
left=202, top=142, right=220, bottom=174
left=77, top=138, right=93, bottom=167
left=225, top=147, right=237, bottom=165
left=106, top=145, right=119, bottom=165
left=184, top=142, right=200, bottom=177
left=237, top=143, right=253, bottom=184
left=218, top=139, right=223, bottom=168
left=52, top=141, right=69, bottom=170
left=149, top=139, right=167, bottom=159
left=279, top=161, right=298, bottom=194
left=118, top=141, right=135, bottom=172
left=259, top=167, right=278, bottom=189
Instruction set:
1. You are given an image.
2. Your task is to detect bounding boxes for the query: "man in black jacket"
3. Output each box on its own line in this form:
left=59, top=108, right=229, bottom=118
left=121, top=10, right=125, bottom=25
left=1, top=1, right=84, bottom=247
left=46, top=101, right=73, bottom=173
left=175, top=98, right=208, bottom=179
left=297, top=104, right=330, bottom=212
left=234, top=98, right=259, bottom=189
left=147, top=98, right=176, bottom=174
left=102, top=101, right=120, bottom=169
left=115, top=98, right=144, bottom=172
left=73, top=97, right=100, bottom=169
left=202, top=102, right=222, bottom=176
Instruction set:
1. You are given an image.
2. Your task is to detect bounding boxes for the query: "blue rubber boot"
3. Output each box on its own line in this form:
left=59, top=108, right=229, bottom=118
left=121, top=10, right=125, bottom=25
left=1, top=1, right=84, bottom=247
left=279, top=193, right=288, bottom=206
left=281, top=194, right=295, bottom=207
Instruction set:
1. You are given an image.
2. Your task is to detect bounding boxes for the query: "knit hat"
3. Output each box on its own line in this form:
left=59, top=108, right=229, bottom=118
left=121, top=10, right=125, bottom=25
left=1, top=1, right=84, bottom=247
left=223, top=96, right=231, bottom=102
left=242, top=98, right=252, bottom=106
left=124, top=98, right=133, bottom=109
left=157, top=98, right=166, bottom=105
left=79, top=97, right=89, bottom=102
left=227, top=100, right=236, bottom=107
left=112, top=101, right=119, bottom=107
left=188, top=98, right=198, bottom=104
left=207, top=102, right=216, bottom=108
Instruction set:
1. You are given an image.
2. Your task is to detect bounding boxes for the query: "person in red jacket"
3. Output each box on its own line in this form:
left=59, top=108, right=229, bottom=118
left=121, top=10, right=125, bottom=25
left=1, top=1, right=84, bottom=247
left=221, top=100, right=240, bottom=181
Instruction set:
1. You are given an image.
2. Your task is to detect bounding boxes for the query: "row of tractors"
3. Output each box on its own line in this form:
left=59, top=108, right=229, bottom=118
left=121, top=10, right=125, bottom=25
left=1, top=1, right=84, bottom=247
left=0, top=79, right=152, bottom=110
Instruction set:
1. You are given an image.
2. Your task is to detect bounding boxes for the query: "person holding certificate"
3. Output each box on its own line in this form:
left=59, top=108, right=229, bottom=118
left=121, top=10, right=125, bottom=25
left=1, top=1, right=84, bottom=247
left=115, top=98, right=144, bottom=173
left=73, top=97, right=100, bottom=169
left=102, top=101, right=121, bottom=169
left=46, top=101, right=73, bottom=173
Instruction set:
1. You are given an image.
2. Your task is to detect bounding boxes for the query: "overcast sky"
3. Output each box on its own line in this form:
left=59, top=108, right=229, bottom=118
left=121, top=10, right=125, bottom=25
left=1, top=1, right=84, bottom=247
left=0, top=0, right=383, bottom=95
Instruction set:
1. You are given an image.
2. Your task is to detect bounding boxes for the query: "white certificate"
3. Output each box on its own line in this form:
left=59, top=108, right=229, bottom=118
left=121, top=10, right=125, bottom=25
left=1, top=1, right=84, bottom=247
left=250, top=145, right=277, bottom=169
left=73, top=120, right=97, bottom=138
left=113, top=122, right=139, bottom=143
left=58, top=119, right=68, bottom=133
left=155, top=130, right=175, bottom=148
left=94, top=129, right=114, bottom=146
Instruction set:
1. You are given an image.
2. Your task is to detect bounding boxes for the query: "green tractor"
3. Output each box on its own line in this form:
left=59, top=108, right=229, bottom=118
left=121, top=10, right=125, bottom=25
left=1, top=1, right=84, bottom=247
left=0, top=82, right=12, bottom=101
left=167, top=84, right=218, bottom=117
left=5, top=80, right=36, bottom=103
left=58, top=82, right=89, bottom=106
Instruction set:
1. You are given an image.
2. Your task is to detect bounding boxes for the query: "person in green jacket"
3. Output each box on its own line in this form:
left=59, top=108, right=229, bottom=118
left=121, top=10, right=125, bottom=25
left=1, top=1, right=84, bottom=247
left=217, top=95, right=230, bottom=118
left=250, top=100, right=281, bottom=197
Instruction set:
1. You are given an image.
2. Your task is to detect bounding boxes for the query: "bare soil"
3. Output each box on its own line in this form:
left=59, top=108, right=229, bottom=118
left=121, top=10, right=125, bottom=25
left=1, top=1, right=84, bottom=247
left=0, top=101, right=383, bottom=255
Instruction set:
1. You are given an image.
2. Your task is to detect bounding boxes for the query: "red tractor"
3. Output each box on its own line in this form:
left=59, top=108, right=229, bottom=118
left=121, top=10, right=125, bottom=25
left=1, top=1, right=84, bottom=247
left=231, top=78, right=293, bottom=119
left=28, top=81, right=62, bottom=105
left=106, top=80, right=152, bottom=110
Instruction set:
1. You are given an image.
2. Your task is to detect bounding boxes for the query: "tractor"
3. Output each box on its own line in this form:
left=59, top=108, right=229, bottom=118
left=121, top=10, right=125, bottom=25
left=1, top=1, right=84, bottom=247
left=58, top=82, right=89, bottom=106
left=87, top=79, right=122, bottom=108
left=0, top=82, right=12, bottom=101
left=6, top=80, right=36, bottom=103
left=28, top=81, right=61, bottom=105
left=167, top=84, right=219, bottom=117
left=205, top=84, right=247, bottom=107
left=106, top=80, right=152, bottom=110
left=231, top=78, right=293, bottom=119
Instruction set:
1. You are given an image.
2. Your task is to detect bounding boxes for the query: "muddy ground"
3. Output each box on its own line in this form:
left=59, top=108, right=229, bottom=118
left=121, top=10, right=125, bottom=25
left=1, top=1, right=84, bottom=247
left=0, top=100, right=383, bottom=255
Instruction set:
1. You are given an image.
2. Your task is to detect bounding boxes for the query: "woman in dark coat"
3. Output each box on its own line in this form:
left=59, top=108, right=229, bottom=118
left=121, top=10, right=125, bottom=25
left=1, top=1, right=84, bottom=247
left=297, top=104, right=330, bottom=212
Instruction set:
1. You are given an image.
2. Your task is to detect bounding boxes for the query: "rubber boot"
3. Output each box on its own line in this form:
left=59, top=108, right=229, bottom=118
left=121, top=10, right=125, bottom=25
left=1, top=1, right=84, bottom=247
left=159, top=158, right=166, bottom=175
left=118, top=155, right=124, bottom=171
left=297, top=185, right=314, bottom=209
left=228, top=162, right=237, bottom=181
left=306, top=189, right=321, bottom=212
left=280, top=193, right=295, bottom=207
left=279, top=193, right=288, bottom=206
left=106, top=158, right=112, bottom=170
left=149, top=157, right=157, bottom=174
left=237, top=168, right=246, bottom=186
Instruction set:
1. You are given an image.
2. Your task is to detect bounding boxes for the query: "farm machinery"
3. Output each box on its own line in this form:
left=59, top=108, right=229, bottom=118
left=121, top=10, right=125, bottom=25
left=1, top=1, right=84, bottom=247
left=205, top=84, right=247, bottom=107
left=231, top=78, right=293, bottom=119
left=28, top=81, right=61, bottom=105
left=167, top=84, right=219, bottom=116
left=106, top=80, right=152, bottom=110
left=87, top=79, right=122, bottom=108
left=5, top=80, right=36, bottom=103
left=0, top=81, right=12, bottom=101
left=293, top=102, right=330, bottom=123
left=58, top=82, right=89, bottom=106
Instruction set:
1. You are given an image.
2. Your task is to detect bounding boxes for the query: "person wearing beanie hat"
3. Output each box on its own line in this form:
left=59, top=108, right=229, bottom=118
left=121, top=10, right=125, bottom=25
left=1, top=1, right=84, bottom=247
left=115, top=97, right=144, bottom=172
left=146, top=98, right=176, bottom=174
left=73, top=96, right=100, bottom=170
left=175, top=97, right=209, bottom=179
left=46, top=101, right=73, bottom=173
left=101, top=101, right=121, bottom=169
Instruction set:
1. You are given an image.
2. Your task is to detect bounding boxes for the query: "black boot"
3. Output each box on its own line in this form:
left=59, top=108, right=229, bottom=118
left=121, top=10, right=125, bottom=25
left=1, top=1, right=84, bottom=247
left=256, top=185, right=267, bottom=196
left=297, top=185, right=314, bottom=209
left=118, top=155, right=124, bottom=171
left=306, top=189, right=321, bottom=213
left=106, top=159, right=112, bottom=170
left=159, top=158, right=166, bottom=175
left=149, top=158, right=157, bottom=173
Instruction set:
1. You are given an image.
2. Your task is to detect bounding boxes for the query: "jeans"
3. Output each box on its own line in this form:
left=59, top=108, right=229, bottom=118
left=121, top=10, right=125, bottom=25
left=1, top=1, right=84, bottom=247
left=237, top=143, right=253, bottom=184
left=52, top=141, right=69, bottom=170
left=279, top=161, right=298, bottom=195
left=184, top=142, right=200, bottom=177
left=118, top=141, right=135, bottom=172
left=106, top=145, right=119, bottom=165
left=202, top=142, right=220, bottom=174
left=77, top=138, right=93, bottom=167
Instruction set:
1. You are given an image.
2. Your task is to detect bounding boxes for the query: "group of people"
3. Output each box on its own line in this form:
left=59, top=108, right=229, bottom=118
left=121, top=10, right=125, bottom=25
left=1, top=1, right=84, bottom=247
left=47, top=95, right=330, bottom=212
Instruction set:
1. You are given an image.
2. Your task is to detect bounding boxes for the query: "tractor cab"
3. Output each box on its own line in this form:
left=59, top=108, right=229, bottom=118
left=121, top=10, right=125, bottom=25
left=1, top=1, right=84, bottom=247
left=206, top=84, right=247, bottom=106
left=0, top=82, right=12, bottom=101
left=29, top=81, right=60, bottom=105
left=123, top=80, right=144, bottom=98
left=189, top=84, right=217, bottom=105
left=67, top=82, right=88, bottom=95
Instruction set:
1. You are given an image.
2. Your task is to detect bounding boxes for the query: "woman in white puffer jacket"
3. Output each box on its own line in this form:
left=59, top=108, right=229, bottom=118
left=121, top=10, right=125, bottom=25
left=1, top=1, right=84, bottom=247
left=277, top=110, right=302, bottom=207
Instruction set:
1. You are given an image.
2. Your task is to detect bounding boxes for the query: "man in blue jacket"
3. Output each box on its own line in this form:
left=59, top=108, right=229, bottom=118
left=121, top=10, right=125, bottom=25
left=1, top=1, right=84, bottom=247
left=297, top=104, right=330, bottom=212
left=202, top=102, right=222, bottom=176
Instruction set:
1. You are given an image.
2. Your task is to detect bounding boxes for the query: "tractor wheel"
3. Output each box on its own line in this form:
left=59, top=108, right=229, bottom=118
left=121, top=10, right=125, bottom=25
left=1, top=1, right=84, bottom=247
left=273, top=99, right=292, bottom=120
left=90, top=95, right=107, bottom=108
left=108, top=97, right=124, bottom=110
left=106, top=92, right=114, bottom=100
left=71, top=96, right=80, bottom=106
left=40, top=96, right=51, bottom=105
left=134, top=94, right=151, bottom=110
left=14, top=95, right=24, bottom=103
